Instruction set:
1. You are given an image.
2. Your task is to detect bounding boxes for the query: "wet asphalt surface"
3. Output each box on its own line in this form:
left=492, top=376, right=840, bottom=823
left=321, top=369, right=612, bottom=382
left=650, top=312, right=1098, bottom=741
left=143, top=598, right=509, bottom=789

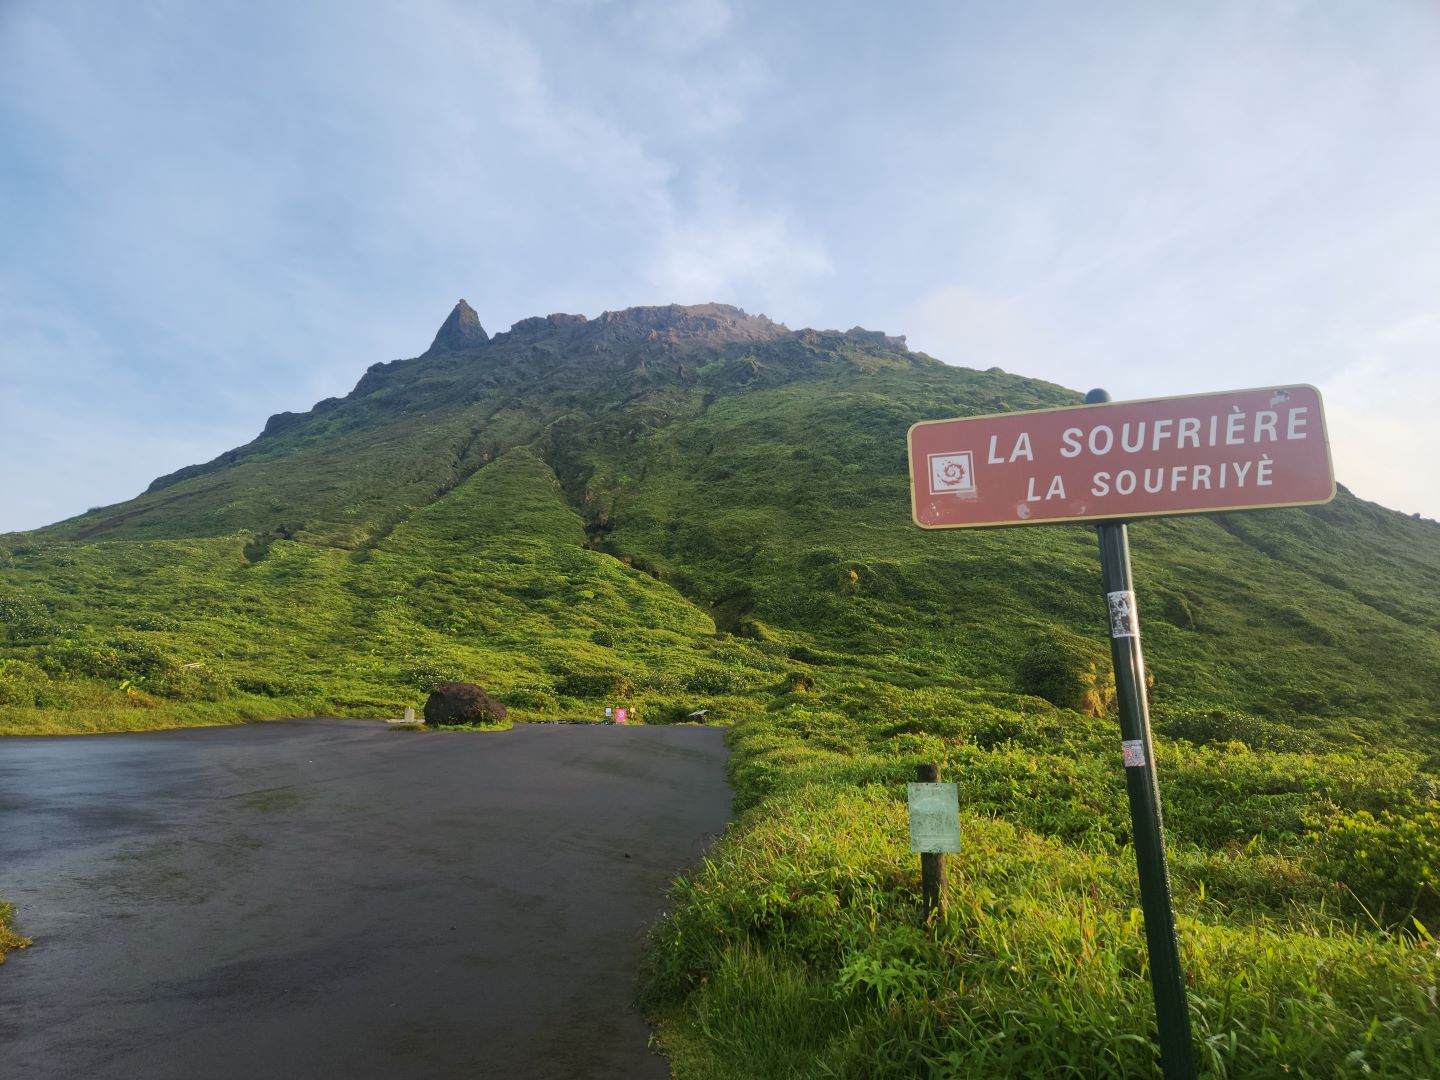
left=0, top=720, right=732, bottom=1079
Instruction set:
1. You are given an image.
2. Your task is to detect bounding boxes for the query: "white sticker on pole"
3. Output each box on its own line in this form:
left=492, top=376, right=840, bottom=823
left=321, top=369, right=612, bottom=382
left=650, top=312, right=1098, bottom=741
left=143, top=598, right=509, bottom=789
left=1121, top=739, right=1147, bottom=768
left=1108, top=590, right=1138, bottom=638
left=907, top=782, right=961, bottom=853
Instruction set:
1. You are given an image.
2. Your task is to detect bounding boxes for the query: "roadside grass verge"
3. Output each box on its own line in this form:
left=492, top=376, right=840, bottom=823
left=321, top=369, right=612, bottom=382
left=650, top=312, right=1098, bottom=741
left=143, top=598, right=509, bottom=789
left=642, top=695, right=1440, bottom=1079
left=424, top=718, right=515, bottom=732
left=0, top=696, right=327, bottom=736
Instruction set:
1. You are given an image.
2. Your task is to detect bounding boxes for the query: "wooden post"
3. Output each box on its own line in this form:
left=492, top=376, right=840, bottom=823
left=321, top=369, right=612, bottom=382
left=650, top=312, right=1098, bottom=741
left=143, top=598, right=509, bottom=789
left=916, top=763, right=948, bottom=916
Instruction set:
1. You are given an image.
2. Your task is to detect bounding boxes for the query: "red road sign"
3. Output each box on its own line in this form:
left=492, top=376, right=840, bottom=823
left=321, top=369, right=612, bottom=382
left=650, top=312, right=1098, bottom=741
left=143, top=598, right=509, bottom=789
left=908, top=385, right=1334, bottom=529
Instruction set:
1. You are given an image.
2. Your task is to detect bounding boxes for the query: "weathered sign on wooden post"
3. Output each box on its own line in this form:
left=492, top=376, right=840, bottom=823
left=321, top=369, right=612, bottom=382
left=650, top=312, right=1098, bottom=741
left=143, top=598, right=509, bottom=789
left=908, top=763, right=960, bottom=917
left=907, top=385, right=1335, bottom=1080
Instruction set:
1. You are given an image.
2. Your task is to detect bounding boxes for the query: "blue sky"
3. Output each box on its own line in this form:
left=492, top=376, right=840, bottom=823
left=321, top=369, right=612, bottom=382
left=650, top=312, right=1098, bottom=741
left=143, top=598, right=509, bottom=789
left=3, top=0, right=1438, bottom=532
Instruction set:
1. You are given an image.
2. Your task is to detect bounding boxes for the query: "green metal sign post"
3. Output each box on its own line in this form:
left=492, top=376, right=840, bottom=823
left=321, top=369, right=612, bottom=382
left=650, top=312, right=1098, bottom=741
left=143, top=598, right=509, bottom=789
left=1086, top=390, right=1196, bottom=1080
left=1096, top=517, right=1197, bottom=1079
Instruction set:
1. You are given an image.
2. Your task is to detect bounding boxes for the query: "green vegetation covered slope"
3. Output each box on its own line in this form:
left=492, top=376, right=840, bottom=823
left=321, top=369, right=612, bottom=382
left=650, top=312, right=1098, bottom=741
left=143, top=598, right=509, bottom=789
left=3, top=302, right=1439, bottom=1076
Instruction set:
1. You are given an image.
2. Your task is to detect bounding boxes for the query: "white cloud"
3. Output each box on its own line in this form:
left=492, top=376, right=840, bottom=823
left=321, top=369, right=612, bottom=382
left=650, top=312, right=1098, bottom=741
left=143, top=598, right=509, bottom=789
left=1324, top=406, right=1437, bottom=520
left=623, top=0, right=735, bottom=54
left=1319, top=313, right=1440, bottom=519
left=646, top=180, right=832, bottom=308
left=900, top=285, right=1072, bottom=374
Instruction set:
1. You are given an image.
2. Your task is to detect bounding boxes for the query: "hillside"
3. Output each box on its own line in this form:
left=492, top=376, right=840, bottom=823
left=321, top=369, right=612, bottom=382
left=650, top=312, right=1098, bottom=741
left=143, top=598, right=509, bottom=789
left=7, top=301, right=1439, bottom=740
left=3, top=302, right=1440, bottom=1076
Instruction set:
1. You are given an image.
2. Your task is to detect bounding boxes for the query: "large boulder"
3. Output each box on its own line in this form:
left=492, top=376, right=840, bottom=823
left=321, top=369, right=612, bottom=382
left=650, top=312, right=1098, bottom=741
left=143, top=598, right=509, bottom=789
left=423, top=681, right=508, bottom=726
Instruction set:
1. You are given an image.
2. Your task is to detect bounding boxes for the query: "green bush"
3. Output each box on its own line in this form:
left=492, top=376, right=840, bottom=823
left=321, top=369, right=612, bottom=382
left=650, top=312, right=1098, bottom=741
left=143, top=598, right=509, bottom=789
left=40, top=636, right=172, bottom=681
left=149, top=665, right=235, bottom=702
left=0, top=597, right=63, bottom=642
left=1161, top=707, right=1308, bottom=751
left=1016, top=632, right=1114, bottom=716
left=557, top=670, right=635, bottom=699
left=1159, top=590, right=1201, bottom=630
left=0, top=900, right=30, bottom=963
left=235, top=674, right=315, bottom=698
left=400, top=660, right=467, bottom=691
left=783, top=671, right=814, bottom=694
left=128, top=612, right=181, bottom=632
left=0, top=659, right=49, bottom=707
left=1318, top=805, right=1440, bottom=922
left=499, top=684, right=558, bottom=711
left=685, top=665, right=737, bottom=694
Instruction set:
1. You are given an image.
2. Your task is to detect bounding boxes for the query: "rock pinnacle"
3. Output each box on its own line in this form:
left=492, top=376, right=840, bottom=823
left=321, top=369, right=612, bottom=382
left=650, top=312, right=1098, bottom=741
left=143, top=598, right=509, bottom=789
left=430, top=299, right=489, bottom=351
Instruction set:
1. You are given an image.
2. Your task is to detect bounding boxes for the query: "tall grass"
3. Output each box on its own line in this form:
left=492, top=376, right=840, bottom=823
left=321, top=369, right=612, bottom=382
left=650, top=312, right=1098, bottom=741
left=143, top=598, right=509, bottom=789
left=644, top=783, right=1440, bottom=1079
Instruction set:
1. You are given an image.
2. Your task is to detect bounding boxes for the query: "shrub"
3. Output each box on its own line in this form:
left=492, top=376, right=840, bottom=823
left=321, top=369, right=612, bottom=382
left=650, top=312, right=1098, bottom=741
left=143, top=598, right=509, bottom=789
left=735, top=617, right=775, bottom=642
left=686, top=665, right=737, bottom=694
left=1016, top=632, right=1114, bottom=716
left=0, top=659, right=49, bottom=707
left=1317, top=805, right=1440, bottom=922
left=148, top=664, right=234, bottom=702
left=558, top=670, right=635, bottom=698
left=235, top=674, right=314, bottom=698
left=128, top=612, right=181, bottom=632
left=0, top=598, right=64, bottom=642
left=401, top=660, right=467, bottom=691
left=500, top=684, right=558, bottom=711
left=41, top=636, right=172, bottom=682
left=1161, top=707, right=1301, bottom=750
left=0, top=901, right=30, bottom=962
left=784, top=671, right=814, bottom=694
left=1159, top=590, right=1201, bottom=630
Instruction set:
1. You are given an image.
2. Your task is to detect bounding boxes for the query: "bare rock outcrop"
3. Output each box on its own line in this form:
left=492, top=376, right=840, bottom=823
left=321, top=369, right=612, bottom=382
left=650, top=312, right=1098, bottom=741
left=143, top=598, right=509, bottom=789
left=429, top=299, right=489, bottom=351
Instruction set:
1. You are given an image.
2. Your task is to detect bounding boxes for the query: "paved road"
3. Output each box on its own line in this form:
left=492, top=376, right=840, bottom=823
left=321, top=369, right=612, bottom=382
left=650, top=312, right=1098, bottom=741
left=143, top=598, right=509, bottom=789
left=0, top=720, right=731, bottom=1079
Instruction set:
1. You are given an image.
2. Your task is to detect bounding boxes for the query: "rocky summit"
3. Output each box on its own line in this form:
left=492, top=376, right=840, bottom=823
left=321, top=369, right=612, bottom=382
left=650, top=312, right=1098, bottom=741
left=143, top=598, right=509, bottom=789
left=429, top=298, right=489, bottom=351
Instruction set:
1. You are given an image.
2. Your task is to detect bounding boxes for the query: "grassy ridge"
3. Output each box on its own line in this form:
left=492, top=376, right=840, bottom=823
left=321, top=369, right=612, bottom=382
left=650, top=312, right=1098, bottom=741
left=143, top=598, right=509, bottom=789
left=0, top=447, right=769, bottom=733
left=2, top=304, right=1438, bottom=1074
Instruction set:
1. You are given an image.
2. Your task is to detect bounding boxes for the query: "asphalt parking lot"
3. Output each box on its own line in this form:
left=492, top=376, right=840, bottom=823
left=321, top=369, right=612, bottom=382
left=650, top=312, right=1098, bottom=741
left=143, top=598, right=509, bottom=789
left=0, top=719, right=732, bottom=1079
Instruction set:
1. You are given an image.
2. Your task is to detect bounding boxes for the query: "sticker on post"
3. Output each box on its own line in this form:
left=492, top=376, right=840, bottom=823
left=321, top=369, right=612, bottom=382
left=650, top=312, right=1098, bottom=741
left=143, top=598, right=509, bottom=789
left=1121, top=739, right=1147, bottom=768
left=907, top=782, right=962, bottom=853
left=1108, top=590, right=1138, bottom=638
